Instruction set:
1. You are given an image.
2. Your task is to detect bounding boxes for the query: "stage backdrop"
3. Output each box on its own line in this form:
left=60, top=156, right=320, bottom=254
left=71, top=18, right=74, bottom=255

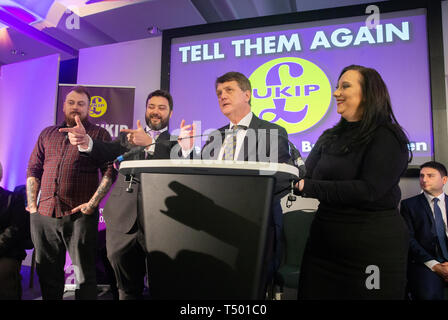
left=168, top=8, right=433, bottom=166
left=56, top=84, right=135, bottom=284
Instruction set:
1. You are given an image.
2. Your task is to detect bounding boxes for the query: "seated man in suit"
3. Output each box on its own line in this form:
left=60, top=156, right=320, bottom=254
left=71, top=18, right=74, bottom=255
left=0, top=162, right=29, bottom=299
left=178, top=71, right=293, bottom=297
left=401, top=161, right=448, bottom=300
left=61, top=90, right=184, bottom=299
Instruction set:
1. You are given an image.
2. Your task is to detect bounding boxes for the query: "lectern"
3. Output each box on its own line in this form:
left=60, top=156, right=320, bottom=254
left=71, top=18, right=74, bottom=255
left=119, top=159, right=299, bottom=299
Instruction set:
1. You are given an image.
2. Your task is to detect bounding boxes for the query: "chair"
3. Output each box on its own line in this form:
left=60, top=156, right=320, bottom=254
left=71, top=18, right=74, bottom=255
left=274, top=209, right=315, bottom=299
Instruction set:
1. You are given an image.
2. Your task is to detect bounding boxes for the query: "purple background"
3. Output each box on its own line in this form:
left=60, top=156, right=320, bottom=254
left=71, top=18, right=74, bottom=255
left=169, top=10, right=432, bottom=165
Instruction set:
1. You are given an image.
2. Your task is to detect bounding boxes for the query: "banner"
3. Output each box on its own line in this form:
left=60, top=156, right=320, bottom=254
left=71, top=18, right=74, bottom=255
left=56, top=84, right=135, bottom=285
left=169, top=9, right=433, bottom=165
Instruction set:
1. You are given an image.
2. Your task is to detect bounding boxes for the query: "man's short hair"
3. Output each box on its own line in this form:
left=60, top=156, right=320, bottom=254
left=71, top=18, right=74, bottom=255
left=215, top=71, right=252, bottom=105
left=69, top=85, right=91, bottom=104
left=145, top=89, right=173, bottom=111
left=215, top=71, right=252, bottom=93
left=420, top=161, right=447, bottom=177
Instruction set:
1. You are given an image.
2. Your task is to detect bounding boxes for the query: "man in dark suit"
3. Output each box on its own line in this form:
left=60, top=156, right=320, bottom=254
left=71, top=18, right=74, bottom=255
left=63, top=90, right=181, bottom=299
left=178, top=72, right=293, bottom=296
left=179, top=72, right=291, bottom=164
left=401, top=161, right=448, bottom=300
left=0, top=162, right=29, bottom=299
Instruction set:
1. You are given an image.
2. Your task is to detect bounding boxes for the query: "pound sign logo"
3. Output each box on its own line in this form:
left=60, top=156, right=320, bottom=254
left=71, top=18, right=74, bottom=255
left=249, top=57, right=331, bottom=134
left=89, top=96, right=108, bottom=118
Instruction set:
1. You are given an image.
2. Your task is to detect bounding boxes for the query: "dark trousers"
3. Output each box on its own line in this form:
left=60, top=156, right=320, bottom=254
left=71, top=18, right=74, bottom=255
left=30, top=211, right=99, bottom=300
left=106, top=223, right=147, bottom=300
left=408, top=263, right=447, bottom=300
left=259, top=200, right=283, bottom=298
left=0, top=257, right=22, bottom=299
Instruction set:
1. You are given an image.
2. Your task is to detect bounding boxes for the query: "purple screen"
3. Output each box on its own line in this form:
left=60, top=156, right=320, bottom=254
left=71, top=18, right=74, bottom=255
left=168, top=9, right=432, bottom=165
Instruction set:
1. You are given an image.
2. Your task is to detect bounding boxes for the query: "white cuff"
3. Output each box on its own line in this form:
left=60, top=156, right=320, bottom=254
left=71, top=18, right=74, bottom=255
left=78, top=135, right=93, bottom=153
left=425, top=259, right=441, bottom=271
left=181, top=147, right=193, bottom=158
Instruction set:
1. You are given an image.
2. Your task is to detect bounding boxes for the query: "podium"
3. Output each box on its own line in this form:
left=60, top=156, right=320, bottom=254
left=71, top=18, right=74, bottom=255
left=119, top=159, right=299, bottom=299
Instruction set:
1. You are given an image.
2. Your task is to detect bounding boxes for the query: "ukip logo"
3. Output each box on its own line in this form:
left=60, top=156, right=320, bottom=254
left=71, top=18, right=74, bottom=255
left=249, top=57, right=331, bottom=134
left=89, top=96, right=108, bottom=118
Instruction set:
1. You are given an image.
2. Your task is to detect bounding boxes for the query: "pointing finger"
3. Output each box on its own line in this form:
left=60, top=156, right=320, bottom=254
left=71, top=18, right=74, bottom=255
left=137, top=120, right=142, bottom=129
left=75, top=115, right=83, bottom=128
left=71, top=205, right=82, bottom=214
left=59, top=127, right=75, bottom=133
left=120, top=128, right=137, bottom=133
left=180, top=119, right=185, bottom=128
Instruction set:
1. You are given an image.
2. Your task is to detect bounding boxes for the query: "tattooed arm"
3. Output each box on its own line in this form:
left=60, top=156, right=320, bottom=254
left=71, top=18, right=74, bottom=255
left=26, top=177, right=41, bottom=213
left=70, top=127, right=117, bottom=215
left=71, top=175, right=114, bottom=215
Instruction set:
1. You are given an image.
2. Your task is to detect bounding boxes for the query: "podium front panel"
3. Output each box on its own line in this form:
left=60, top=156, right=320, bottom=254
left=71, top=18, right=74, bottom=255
left=140, top=173, right=274, bottom=299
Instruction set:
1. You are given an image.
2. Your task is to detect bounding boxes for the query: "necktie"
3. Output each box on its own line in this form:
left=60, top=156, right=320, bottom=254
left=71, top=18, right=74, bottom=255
left=433, top=198, right=448, bottom=261
left=145, top=130, right=160, bottom=159
left=222, top=125, right=246, bottom=160
left=148, top=130, right=161, bottom=139
left=222, top=126, right=237, bottom=160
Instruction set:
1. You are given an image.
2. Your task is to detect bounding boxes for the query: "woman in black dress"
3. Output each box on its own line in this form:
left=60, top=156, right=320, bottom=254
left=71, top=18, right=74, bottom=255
left=295, top=65, right=411, bottom=299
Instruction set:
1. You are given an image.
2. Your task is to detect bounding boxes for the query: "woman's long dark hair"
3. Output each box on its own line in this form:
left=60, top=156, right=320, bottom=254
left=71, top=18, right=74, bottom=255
left=319, top=65, right=412, bottom=162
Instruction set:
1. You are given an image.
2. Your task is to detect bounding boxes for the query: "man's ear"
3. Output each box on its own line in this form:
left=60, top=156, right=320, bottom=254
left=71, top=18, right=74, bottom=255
left=169, top=110, right=173, bottom=119
left=443, top=176, right=448, bottom=185
left=245, top=90, right=251, bottom=103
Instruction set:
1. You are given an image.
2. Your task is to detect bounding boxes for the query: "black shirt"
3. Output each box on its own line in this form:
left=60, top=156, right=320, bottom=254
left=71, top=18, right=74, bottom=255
left=0, top=187, right=29, bottom=260
left=302, top=122, right=409, bottom=211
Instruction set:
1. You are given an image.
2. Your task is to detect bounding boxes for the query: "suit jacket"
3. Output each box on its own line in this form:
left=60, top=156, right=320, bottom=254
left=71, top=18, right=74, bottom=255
left=198, top=114, right=291, bottom=164
left=401, top=193, right=448, bottom=264
left=196, top=114, right=293, bottom=199
left=0, top=187, right=28, bottom=260
left=88, top=131, right=178, bottom=233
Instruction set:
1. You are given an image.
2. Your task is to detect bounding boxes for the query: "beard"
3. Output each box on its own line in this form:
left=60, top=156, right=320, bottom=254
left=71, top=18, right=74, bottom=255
left=146, top=113, right=169, bottom=130
left=65, top=111, right=86, bottom=127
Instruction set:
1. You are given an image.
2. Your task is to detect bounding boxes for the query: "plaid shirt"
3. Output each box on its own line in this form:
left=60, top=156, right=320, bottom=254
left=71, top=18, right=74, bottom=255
left=27, top=121, right=116, bottom=218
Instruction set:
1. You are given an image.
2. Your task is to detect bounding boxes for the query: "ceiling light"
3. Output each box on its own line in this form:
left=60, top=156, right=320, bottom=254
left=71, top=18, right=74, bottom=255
left=148, top=26, right=161, bottom=35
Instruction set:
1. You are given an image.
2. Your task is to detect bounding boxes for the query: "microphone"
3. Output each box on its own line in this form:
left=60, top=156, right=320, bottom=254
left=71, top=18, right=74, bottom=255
left=179, top=125, right=305, bottom=178
left=237, top=127, right=306, bottom=179
left=287, top=140, right=306, bottom=179
left=115, top=127, right=306, bottom=178
left=234, top=126, right=306, bottom=179
left=115, top=145, right=147, bottom=163
left=245, top=128, right=306, bottom=207
left=115, top=139, right=177, bottom=163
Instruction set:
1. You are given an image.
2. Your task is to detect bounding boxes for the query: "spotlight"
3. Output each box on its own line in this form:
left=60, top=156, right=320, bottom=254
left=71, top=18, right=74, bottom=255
left=147, top=26, right=161, bottom=35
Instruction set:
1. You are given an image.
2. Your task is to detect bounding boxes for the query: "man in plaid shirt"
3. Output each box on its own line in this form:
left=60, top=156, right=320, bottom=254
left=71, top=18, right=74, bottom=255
left=26, top=86, right=116, bottom=300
